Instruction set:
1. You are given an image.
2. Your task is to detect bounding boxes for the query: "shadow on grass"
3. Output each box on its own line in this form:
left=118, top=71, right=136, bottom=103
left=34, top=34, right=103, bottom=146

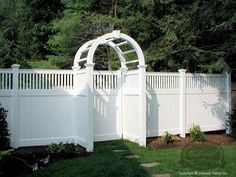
left=25, top=140, right=151, bottom=177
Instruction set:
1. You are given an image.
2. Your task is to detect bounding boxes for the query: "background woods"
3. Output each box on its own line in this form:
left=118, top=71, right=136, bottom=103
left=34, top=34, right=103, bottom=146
left=0, top=0, right=235, bottom=76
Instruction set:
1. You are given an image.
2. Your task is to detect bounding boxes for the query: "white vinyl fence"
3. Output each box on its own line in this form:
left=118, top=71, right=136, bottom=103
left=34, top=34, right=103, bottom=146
left=146, top=71, right=230, bottom=137
left=0, top=65, right=231, bottom=151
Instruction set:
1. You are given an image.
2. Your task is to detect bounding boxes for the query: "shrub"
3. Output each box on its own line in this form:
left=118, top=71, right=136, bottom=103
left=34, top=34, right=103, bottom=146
left=161, top=132, right=176, bottom=144
left=226, top=110, right=236, bottom=138
left=48, top=142, right=75, bottom=159
left=0, top=149, right=14, bottom=158
left=189, top=124, right=206, bottom=141
left=0, top=104, right=10, bottom=150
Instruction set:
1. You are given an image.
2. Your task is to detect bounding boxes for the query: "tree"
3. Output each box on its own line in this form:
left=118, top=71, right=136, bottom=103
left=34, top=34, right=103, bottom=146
left=146, top=0, right=236, bottom=73
left=24, top=0, right=64, bottom=58
left=49, top=0, right=157, bottom=70
left=1, top=0, right=235, bottom=73
left=0, top=0, right=64, bottom=67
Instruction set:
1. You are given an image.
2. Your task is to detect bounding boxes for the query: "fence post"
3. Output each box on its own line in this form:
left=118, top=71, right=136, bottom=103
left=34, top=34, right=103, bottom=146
left=85, top=63, right=95, bottom=152
left=116, top=69, right=123, bottom=138
left=226, top=72, right=231, bottom=113
left=72, top=65, right=81, bottom=146
left=178, top=69, right=187, bottom=138
left=138, top=64, right=147, bottom=147
left=226, top=72, right=231, bottom=134
left=11, top=64, right=20, bottom=148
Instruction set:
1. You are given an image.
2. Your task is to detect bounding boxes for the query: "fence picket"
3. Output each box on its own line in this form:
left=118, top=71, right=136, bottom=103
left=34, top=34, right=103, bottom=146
left=0, top=68, right=228, bottom=92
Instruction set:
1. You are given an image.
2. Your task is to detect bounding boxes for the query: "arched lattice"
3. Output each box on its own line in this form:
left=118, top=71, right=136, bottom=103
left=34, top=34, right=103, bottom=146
left=73, top=30, right=145, bottom=68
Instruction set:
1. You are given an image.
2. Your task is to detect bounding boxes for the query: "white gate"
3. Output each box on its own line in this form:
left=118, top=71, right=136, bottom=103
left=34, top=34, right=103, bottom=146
left=91, top=69, right=146, bottom=146
left=93, top=71, right=121, bottom=141
left=122, top=70, right=141, bottom=142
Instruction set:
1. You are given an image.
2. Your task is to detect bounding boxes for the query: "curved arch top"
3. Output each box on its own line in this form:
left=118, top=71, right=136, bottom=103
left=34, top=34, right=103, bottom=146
left=73, top=30, right=145, bottom=68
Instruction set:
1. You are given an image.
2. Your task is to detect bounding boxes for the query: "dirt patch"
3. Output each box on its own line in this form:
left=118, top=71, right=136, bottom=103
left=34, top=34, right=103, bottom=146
left=147, top=133, right=236, bottom=149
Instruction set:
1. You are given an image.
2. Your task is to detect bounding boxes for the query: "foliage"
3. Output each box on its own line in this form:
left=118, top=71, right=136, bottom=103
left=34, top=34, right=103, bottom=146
left=48, top=0, right=158, bottom=70
left=226, top=110, right=236, bottom=138
left=28, top=56, right=69, bottom=69
left=48, top=0, right=236, bottom=71
left=48, top=142, right=75, bottom=159
left=0, top=0, right=64, bottom=67
left=146, top=0, right=236, bottom=73
left=160, top=132, right=176, bottom=144
left=0, top=149, right=14, bottom=158
left=0, top=0, right=236, bottom=72
left=189, top=124, right=206, bottom=141
left=0, top=104, right=10, bottom=150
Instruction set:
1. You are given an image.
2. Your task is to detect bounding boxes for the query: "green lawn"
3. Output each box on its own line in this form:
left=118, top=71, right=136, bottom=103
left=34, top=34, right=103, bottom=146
left=24, top=140, right=236, bottom=177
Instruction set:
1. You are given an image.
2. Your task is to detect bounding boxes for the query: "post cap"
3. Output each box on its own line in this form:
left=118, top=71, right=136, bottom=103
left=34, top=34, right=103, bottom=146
left=178, top=69, right=187, bottom=73
left=11, top=64, right=20, bottom=68
left=120, top=67, right=128, bottom=72
left=72, top=66, right=81, bottom=71
left=112, top=30, right=121, bottom=38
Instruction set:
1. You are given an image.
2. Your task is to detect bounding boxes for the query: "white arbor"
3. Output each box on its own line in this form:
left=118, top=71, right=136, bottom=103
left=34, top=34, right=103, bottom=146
left=73, top=30, right=147, bottom=151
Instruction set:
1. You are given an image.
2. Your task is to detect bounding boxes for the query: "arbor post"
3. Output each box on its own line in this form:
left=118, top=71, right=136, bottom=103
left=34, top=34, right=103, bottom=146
left=120, top=67, right=128, bottom=139
left=138, top=65, right=147, bottom=147
left=116, top=69, right=123, bottom=138
left=85, top=63, right=95, bottom=152
left=179, top=69, right=187, bottom=138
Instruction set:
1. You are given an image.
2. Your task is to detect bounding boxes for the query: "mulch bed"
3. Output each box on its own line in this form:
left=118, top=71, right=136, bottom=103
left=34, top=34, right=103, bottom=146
left=147, top=132, right=236, bottom=149
left=12, top=145, right=87, bottom=159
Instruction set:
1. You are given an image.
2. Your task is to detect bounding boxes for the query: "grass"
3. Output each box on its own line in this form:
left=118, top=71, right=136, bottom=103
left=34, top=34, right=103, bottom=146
left=23, top=140, right=236, bottom=177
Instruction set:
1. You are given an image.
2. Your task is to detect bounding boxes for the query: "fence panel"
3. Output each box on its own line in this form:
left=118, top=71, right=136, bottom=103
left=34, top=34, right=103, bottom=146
left=93, top=71, right=120, bottom=141
left=146, top=73, right=180, bottom=137
left=185, top=74, right=227, bottom=132
left=18, top=69, right=77, bottom=146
